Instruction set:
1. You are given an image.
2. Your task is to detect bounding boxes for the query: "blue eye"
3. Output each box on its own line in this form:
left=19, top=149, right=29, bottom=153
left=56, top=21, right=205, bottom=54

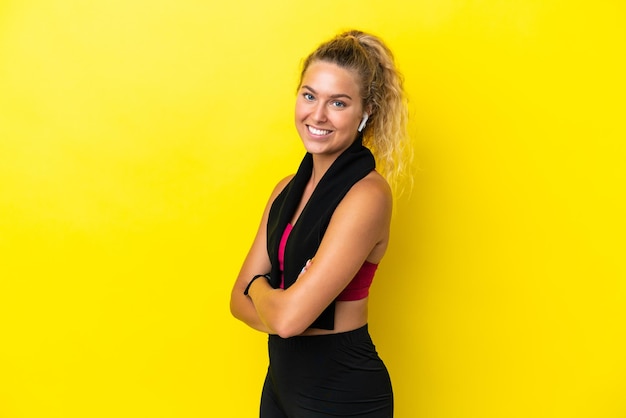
left=331, top=101, right=346, bottom=108
left=303, top=93, right=315, bottom=101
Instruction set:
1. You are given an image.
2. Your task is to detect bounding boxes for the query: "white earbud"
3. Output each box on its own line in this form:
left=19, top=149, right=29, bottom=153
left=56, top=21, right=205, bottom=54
left=358, top=112, right=369, bottom=132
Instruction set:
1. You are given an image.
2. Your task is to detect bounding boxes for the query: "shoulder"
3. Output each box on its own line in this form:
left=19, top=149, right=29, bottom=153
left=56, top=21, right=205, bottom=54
left=323, top=170, right=392, bottom=259
left=349, top=170, right=392, bottom=204
left=269, top=174, right=295, bottom=200
left=262, top=174, right=296, bottom=210
left=337, top=170, right=392, bottom=218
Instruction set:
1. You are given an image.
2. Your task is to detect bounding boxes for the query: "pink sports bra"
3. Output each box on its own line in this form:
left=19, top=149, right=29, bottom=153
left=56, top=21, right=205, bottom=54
left=278, top=223, right=378, bottom=301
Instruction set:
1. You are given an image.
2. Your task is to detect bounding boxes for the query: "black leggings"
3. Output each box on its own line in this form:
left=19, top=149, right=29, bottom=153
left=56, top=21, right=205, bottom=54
left=260, top=324, right=393, bottom=417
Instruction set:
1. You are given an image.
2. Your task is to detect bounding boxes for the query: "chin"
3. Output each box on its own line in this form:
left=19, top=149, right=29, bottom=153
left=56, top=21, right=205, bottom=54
left=299, top=135, right=324, bottom=152
left=302, top=142, right=325, bottom=155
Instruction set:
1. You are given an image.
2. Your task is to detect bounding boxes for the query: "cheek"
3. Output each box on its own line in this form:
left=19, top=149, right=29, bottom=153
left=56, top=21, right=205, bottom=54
left=294, top=101, right=307, bottom=121
left=337, top=113, right=360, bottom=130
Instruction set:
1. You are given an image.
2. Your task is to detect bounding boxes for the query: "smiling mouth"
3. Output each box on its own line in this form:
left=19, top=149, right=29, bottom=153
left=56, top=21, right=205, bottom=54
left=307, top=125, right=333, bottom=136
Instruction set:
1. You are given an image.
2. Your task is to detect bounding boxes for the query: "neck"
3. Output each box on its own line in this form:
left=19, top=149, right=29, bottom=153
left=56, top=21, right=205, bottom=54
left=309, top=135, right=364, bottom=186
left=309, top=155, right=336, bottom=188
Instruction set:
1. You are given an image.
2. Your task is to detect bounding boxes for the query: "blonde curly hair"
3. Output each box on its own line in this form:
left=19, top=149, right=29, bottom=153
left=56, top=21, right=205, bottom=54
left=299, top=30, right=411, bottom=192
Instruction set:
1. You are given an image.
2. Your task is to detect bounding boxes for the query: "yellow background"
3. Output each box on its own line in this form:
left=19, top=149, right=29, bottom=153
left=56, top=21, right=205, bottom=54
left=1, top=1, right=624, bottom=417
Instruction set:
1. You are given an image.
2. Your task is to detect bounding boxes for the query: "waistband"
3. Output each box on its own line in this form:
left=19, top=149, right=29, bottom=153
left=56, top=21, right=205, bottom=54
left=268, top=324, right=371, bottom=349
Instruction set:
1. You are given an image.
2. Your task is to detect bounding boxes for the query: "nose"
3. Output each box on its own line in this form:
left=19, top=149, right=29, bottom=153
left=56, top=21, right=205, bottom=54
left=312, top=102, right=327, bottom=123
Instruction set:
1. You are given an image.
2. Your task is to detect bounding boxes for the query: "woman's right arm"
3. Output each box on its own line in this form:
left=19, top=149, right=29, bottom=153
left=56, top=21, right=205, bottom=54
left=229, top=176, right=293, bottom=333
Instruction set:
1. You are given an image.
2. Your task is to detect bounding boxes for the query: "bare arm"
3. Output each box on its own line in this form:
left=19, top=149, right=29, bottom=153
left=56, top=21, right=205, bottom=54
left=247, top=173, right=392, bottom=338
left=229, top=176, right=293, bottom=333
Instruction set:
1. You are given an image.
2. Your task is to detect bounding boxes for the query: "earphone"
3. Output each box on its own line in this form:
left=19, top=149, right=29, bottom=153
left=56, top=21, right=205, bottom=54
left=358, top=112, right=369, bottom=132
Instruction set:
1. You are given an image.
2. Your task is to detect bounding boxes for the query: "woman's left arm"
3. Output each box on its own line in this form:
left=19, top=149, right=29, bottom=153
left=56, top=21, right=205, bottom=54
left=246, top=173, right=392, bottom=338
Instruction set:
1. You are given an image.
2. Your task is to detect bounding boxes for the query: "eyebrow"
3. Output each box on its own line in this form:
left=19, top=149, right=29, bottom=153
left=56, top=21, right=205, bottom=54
left=301, top=85, right=353, bottom=101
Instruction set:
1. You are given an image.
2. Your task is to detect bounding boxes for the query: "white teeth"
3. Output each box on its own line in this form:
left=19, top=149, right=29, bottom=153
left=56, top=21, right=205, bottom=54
left=308, top=126, right=332, bottom=136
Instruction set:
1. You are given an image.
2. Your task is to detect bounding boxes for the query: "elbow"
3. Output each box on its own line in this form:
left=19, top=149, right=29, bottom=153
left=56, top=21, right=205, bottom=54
left=229, top=301, right=240, bottom=321
left=270, top=316, right=309, bottom=339
left=250, top=289, right=310, bottom=337
left=229, top=301, right=239, bottom=320
left=229, top=293, right=245, bottom=322
left=274, top=326, right=300, bottom=339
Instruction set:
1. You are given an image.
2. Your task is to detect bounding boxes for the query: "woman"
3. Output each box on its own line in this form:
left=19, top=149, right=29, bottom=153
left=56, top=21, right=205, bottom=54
left=230, top=30, right=410, bottom=418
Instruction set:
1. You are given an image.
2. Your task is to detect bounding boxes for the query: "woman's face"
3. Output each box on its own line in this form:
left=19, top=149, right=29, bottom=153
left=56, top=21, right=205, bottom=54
left=295, top=61, right=365, bottom=160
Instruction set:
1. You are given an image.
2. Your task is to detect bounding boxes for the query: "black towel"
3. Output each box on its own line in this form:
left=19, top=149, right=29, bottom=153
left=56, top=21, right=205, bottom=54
left=266, top=137, right=376, bottom=330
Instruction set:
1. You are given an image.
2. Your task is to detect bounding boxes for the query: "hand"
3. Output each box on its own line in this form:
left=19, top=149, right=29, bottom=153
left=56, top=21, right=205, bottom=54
left=298, top=259, right=312, bottom=277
